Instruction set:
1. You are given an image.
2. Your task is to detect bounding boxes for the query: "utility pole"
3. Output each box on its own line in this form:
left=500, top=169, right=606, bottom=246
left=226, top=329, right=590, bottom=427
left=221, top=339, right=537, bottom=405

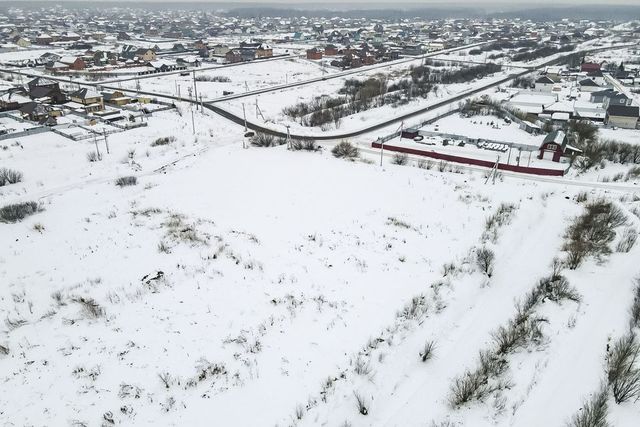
left=242, top=102, right=248, bottom=132
left=191, top=105, right=195, bottom=135
left=285, top=125, right=291, bottom=150
left=192, top=70, right=199, bottom=111
left=103, top=129, right=109, bottom=154
left=93, top=132, right=101, bottom=160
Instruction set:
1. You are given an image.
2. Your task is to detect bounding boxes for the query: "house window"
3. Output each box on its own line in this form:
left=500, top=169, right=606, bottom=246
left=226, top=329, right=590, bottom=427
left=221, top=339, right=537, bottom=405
left=546, top=143, right=557, bottom=150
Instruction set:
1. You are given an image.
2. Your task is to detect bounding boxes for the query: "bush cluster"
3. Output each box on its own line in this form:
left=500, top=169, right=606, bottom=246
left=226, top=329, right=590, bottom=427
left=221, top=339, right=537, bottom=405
left=151, top=136, right=176, bottom=147
left=0, top=201, right=40, bottom=223
left=563, top=200, right=627, bottom=269
left=331, top=141, right=359, bottom=159
left=512, top=44, right=575, bottom=62
left=115, top=176, right=138, bottom=187
left=0, top=168, right=23, bottom=186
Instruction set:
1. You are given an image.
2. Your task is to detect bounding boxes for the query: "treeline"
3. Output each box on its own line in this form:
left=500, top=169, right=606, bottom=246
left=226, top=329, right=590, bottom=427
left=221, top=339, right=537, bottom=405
left=469, top=39, right=539, bottom=55
left=283, top=63, right=501, bottom=128
left=512, top=44, right=575, bottom=62
left=409, top=62, right=502, bottom=85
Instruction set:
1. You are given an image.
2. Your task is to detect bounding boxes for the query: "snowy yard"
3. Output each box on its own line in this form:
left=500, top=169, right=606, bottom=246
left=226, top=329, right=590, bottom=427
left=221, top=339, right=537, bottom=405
left=1, top=104, right=640, bottom=426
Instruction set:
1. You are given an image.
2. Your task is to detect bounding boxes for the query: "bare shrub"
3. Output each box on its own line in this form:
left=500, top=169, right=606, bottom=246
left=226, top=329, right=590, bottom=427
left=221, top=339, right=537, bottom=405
left=72, top=296, right=105, bottom=319
left=115, top=176, right=138, bottom=187
left=631, top=278, right=640, bottom=330
left=0, top=201, right=40, bottom=223
left=0, top=168, right=23, bottom=186
left=492, top=317, right=544, bottom=355
left=568, top=385, right=609, bottom=427
left=353, top=356, right=372, bottom=376
left=392, top=153, right=409, bottom=165
left=0, top=344, right=8, bottom=355
left=563, top=200, right=627, bottom=269
left=417, top=158, right=433, bottom=169
left=250, top=133, right=277, bottom=147
left=616, top=227, right=638, bottom=253
left=387, top=216, right=411, bottom=229
left=5, top=317, right=28, bottom=331
left=354, top=391, right=369, bottom=415
left=437, top=160, right=448, bottom=172
left=290, top=139, right=320, bottom=151
left=482, top=203, right=517, bottom=242
left=158, top=372, right=172, bottom=389
left=86, top=150, right=102, bottom=162
left=607, top=333, right=640, bottom=404
left=332, top=140, right=359, bottom=159
left=397, top=294, right=428, bottom=321
left=151, top=136, right=176, bottom=147
left=475, top=247, right=495, bottom=277
left=576, top=191, right=589, bottom=203
left=195, top=75, right=230, bottom=82
left=538, top=273, right=581, bottom=303
left=295, top=404, right=305, bottom=420
left=158, top=241, right=171, bottom=253
left=420, top=340, right=436, bottom=362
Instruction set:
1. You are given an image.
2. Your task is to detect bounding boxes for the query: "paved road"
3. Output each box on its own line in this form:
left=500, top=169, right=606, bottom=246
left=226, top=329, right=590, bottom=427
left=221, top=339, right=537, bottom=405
left=0, top=42, right=633, bottom=143
left=0, top=41, right=492, bottom=102
left=202, top=43, right=635, bottom=140
left=207, top=42, right=493, bottom=103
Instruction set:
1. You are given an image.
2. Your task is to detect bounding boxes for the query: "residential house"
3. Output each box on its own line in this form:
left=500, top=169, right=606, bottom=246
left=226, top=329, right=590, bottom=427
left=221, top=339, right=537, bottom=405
left=211, top=44, right=230, bottom=56
left=102, top=90, right=132, bottom=106
left=0, top=89, right=31, bottom=111
left=225, top=49, right=243, bottom=63
left=580, top=62, right=601, bottom=73
left=12, top=36, right=31, bottom=48
left=19, top=102, right=49, bottom=121
left=589, top=89, right=615, bottom=104
left=306, top=48, right=323, bottom=60
left=538, top=130, right=580, bottom=162
left=135, top=48, right=157, bottom=62
left=586, top=70, right=606, bottom=86
left=58, top=56, right=86, bottom=71
left=578, top=78, right=600, bottom=92
left=255, top=44, right=273, bottom=58
left=605, top=105, right=639, bottom=129
left=27, top=77, right=66, bottom=104
left=69, top=88, right=104, bottom=113
left=602, top=92, right=632, bottom=109
left=35, top=34, right=53, bottom=45
left=534, top=76, right=555, bottom=92
left=324, top=44, right=339, bottom=56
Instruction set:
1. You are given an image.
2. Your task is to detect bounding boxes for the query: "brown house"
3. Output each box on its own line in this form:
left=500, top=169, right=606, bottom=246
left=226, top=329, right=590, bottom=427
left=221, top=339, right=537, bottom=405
left=59, top=56, right=86, bottom=71
left=324, top=44, right=339, bottom=56
left=69, top=88, right=104, bottom=112
left=306, top=48, right=323, bottom=60
left=225, top=49, right=243, bottom=63
left=256, top=44, right=273, bottom=58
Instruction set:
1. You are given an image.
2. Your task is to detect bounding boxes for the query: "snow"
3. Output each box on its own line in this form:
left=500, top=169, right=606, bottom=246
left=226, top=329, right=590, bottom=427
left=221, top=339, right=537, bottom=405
left=422, top=113, right=543, bottom=147
left=1, top=36, right=640, bottom=427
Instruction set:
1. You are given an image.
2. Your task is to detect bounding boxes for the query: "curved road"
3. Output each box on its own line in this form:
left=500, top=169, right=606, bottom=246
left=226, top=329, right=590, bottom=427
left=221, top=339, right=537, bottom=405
left=0, top=42, right=633, bottom=142
left=203, top=43, right=635, bottom=140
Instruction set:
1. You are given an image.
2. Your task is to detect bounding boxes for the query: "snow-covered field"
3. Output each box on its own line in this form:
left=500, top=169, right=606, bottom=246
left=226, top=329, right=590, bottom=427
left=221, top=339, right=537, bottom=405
left=219, top=69, right=517, bottom=136
left=2, top=100, right=640, bottom=427
left=112, top=57, right=336, bottom=100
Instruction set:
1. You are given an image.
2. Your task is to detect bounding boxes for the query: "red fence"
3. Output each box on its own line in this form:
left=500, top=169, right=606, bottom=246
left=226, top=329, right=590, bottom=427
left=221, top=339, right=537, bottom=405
left=372, top=142, right=565, bottom=177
